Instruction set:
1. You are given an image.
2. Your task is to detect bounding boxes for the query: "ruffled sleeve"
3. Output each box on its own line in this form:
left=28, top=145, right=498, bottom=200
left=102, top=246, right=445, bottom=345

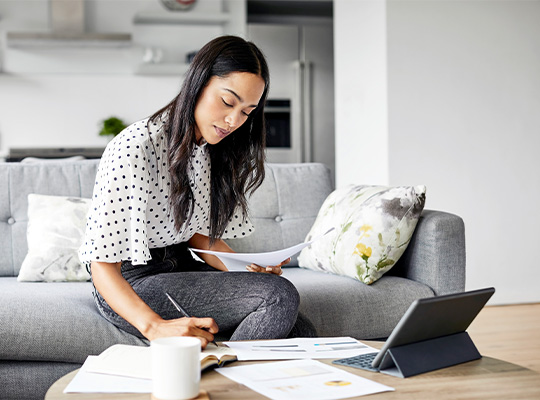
left=78, top=126, right=153, bottom=265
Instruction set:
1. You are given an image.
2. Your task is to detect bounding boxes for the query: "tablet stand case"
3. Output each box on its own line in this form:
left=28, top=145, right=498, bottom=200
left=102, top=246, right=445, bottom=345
left=378, top=331, right=481, bottom=378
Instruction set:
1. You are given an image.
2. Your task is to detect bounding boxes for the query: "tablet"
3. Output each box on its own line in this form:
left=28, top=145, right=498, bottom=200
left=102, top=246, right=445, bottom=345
left=371, top=287, right=495, bottom=368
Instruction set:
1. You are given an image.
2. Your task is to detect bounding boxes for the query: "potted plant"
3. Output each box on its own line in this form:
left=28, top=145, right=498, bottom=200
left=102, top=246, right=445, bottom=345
left=99, top=117, right=127, bottom=138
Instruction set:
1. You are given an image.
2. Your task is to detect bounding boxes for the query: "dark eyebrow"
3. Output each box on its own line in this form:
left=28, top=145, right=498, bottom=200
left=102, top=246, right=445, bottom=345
left=224, top=88, right=258, bottom=108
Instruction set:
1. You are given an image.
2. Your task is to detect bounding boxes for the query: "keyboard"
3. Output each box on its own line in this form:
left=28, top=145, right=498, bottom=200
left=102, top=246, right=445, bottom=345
left=332, top=352, right=379, bottom=372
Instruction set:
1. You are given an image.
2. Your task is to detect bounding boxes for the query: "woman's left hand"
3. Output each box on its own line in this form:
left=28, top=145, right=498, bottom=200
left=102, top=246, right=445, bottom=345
left=246, top=257, right=291, bottom=276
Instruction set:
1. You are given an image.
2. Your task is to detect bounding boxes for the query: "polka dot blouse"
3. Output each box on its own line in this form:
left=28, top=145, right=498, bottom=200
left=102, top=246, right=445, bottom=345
left=78, top=117, right=254, bottom=266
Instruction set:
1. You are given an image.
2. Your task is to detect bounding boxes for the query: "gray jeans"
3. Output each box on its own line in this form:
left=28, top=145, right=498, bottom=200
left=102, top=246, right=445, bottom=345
left=91, top=242, right=316, bottom=341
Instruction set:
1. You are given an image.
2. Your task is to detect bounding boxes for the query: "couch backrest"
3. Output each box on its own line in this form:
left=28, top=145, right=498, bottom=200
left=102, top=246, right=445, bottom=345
left=225, top=163, right=333, bottom=266
left=0, top=160, right=100, bottom=277
left=0, top=160, right=332, bottom=276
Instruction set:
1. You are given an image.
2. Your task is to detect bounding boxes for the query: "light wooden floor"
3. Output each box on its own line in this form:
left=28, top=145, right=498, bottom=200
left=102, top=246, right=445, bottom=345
left=467, top=303, right=540, bottom=373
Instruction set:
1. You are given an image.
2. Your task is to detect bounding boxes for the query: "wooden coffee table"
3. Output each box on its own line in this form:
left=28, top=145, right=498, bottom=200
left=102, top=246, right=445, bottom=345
left=45, top=341, right=540, bottom=400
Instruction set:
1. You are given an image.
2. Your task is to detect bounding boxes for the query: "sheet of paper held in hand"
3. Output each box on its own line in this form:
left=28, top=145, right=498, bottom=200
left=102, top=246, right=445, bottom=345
left=189, top=228, right=334, bottom=269
left=217, top=359, right=394, bottom=400
left=223, top=337, right=378, bottom=361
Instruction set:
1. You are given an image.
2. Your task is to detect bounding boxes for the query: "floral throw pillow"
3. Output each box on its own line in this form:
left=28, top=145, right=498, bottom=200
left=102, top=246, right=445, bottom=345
left=17, top=194, right=91, bottom=282
left=298, top=185, right=426, bottom=284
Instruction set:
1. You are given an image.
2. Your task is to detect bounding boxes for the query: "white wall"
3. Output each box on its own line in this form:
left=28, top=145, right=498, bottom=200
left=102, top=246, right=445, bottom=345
left=335, top=0, right=540, bottom=305
left=387, top=0, right=540, bottom=305
left=0, top=74, right=181, bottom=151
left=334, top=0, right=388, bottom=187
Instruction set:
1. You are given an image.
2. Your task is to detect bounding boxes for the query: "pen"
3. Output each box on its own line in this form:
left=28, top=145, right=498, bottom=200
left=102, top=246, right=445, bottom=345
left=165, top=292, right=218, bottom=347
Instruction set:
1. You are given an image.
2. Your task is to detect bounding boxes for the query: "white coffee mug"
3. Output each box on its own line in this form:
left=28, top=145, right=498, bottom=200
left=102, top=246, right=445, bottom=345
left=151, top=336, right=201, bottom=400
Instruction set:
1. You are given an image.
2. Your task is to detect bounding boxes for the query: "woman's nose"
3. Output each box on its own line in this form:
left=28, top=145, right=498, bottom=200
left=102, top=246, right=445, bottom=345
left=224, top=114, right=235, bottom=130
left=225, top=111, right=242, bottom=130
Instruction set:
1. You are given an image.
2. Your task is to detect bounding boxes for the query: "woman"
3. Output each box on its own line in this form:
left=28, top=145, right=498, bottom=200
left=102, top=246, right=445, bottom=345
left=79, top=36, right=315, bottom=347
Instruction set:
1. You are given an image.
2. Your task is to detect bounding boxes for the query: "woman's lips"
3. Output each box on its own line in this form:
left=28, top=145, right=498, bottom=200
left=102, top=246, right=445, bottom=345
left=214, top=126, right=230, bottom=139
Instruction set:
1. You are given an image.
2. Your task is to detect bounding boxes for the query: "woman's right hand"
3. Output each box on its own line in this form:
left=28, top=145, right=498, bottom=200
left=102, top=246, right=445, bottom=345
left=145, top=316, right=219, bottom=348
left=91, top=261, right=219, bottom=348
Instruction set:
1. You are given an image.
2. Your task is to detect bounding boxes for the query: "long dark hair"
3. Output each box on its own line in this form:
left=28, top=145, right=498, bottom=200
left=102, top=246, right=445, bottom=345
left=148, top=35, right=269, bottom=244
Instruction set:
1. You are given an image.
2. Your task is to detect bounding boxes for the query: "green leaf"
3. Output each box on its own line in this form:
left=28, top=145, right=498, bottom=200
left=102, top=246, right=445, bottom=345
left=397, top=237, right=412, bottom=248
left=322, top=203, right=335, bottom=216
left=376, top=258, right=395, bottom=270
left=378, top=233, right=385, bottom=247
left=341, top=221, right=353, bottom=234
left=356, top=263, right=364, bottom=278
left=353, top=192, right=365, bottom=201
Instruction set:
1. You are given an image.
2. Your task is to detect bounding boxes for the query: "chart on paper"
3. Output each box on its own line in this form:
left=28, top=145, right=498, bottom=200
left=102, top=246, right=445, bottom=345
left=217, top=359, right=394, bottom=400
left=223, top=337, right=377, bottom=360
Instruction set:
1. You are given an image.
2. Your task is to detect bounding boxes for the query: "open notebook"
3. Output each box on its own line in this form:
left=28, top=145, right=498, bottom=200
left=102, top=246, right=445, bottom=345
left=86, top=343, right=237, bottom=379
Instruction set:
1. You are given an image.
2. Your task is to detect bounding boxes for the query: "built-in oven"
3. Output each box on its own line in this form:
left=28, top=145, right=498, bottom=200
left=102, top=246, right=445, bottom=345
left=264, top=98, right=302, bottom=163
left=264, top=99, right=291, bottom=149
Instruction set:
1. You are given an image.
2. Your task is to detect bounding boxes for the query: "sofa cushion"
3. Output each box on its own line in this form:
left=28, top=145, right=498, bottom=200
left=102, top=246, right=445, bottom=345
left=283, top=267, right=434, bottom=339
left=18, top=194, right=91, bottom=282
left=0, top=278, right=146, bottom=363
left=0, top=266, right=434, bottom=364
left=298, top=185, right=426, bottom=284
left=0, top=361, right=81, bottom=400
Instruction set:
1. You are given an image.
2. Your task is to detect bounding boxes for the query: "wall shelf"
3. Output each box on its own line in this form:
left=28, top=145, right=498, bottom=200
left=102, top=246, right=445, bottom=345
left=135, top=62, right=190, bottom=76
left=133, top=11, right=230, bottom=25
left=6, top=32, right=132, bottom=48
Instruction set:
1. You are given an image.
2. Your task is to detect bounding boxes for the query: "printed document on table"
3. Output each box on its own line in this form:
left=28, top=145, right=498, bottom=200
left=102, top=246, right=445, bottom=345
left=86, top=344, right=152, bottom=379
left=223, top=337, right=377, bottom=361
left=189, top=228, right=334, bottom=269
left=63, top=356, right=152, bottom=394
left=217, top=359, right=394, bottom=400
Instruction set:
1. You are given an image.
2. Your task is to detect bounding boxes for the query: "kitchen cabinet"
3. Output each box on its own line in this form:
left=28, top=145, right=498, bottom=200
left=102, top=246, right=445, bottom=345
left=1, top=0, right=246, bottom=75
left=133, top=0, right=246, bottom=76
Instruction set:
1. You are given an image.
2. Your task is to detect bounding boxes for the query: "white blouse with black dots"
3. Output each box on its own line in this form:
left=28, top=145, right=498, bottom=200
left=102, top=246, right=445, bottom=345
left=78, top=118, right=254, bottom=266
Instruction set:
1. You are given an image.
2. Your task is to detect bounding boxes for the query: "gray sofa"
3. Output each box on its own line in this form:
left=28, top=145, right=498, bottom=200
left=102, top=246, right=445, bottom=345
left=0, top=160, right=465, bottom=400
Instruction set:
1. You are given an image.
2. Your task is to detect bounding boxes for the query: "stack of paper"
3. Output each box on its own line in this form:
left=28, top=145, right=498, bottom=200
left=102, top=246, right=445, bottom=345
left=64, top=356, right=152, bottom=394
left=64, top=343, right=237, bottom=393
left=86, top=344, right=152, bottom=379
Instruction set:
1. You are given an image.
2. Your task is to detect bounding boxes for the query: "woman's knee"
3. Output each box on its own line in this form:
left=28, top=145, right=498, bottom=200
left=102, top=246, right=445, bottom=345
left=257, top=274, right=300, bottom=311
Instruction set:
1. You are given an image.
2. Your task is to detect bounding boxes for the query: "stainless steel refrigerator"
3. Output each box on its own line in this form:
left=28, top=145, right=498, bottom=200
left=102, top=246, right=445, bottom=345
left=247, top=23, right=335, bottom=181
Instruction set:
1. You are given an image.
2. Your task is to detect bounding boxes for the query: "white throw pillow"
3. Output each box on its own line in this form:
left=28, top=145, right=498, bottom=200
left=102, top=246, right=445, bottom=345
left=17, top=194, right=91, bottom=282
left=298, top=185, right=426, bottom=284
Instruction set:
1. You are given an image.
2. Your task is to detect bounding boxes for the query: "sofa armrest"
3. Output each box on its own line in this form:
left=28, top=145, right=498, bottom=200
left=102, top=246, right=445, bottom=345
left=393, top=209, right=466, bottom=296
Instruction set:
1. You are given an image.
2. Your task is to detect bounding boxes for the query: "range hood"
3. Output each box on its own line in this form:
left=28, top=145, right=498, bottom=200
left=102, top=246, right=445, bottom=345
left=7, top=0, right=131, bottom=48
